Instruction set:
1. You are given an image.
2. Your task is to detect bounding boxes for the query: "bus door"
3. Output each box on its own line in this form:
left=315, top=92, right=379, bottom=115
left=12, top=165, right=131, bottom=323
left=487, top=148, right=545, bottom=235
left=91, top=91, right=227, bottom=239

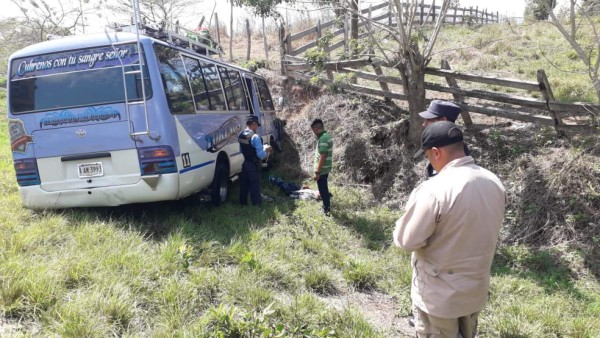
left=242, top=75, right=264, bottom=134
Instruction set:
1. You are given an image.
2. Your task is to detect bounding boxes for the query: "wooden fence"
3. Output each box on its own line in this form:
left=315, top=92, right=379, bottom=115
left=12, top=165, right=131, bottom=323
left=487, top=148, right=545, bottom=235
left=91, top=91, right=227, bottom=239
left=283, top=1, right=499, bottom=58
left=278, top=2, right=599, bottom=133
left=281, top=56, right=599, bottom=132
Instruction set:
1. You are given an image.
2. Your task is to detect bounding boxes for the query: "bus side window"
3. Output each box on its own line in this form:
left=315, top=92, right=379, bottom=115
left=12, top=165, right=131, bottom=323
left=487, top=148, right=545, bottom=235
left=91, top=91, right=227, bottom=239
left=155, top=45, right=195, bottom=115
left=183, top=56, right=210, bottom=111
left=218, top=66, right=238, bottom=110
left=201, top=62, right=226, bottom=111
left=218, top=67, right=248, bottom=111
left=227, top=69, right=248, bottom=110
left=255, top=77, right=274, bottom=110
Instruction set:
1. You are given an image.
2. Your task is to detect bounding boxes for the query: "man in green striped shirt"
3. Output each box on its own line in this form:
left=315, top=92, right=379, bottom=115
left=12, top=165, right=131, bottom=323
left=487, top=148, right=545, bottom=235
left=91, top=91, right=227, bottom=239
left=311, top=119, right=333, bottom=216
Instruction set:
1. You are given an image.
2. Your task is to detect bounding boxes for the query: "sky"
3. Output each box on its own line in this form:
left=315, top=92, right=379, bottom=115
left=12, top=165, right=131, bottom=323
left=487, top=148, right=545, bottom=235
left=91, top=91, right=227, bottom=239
left=2, top=0, right=570, bottom=34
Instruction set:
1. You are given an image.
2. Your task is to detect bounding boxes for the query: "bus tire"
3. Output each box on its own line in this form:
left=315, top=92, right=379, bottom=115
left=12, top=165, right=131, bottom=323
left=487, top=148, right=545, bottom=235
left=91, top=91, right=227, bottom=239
left=270, top=136, right=281, bottom=153
left=211, top=161, right=229, bottom=206
left=272, top=118, right=284, bottom=152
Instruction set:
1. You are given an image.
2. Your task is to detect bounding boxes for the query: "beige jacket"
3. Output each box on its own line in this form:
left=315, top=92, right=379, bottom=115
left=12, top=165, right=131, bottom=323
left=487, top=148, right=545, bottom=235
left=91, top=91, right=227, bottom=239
left=393, top=156, right=506, bottom=318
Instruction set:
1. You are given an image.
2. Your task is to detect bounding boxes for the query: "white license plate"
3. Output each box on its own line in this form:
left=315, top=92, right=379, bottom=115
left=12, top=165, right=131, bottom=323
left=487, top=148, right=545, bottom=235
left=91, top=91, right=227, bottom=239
left=78, top=162, right=104, bottom=178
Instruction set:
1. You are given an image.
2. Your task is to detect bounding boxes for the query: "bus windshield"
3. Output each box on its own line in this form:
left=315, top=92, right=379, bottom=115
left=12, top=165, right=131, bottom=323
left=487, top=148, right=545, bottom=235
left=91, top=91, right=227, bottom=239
left=9, top=44, right=151, bottom=114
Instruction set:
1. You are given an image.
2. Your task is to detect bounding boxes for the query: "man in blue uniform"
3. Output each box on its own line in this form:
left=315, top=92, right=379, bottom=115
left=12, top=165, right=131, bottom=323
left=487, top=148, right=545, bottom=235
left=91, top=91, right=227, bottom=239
left=238, top=115, right=271, bottom=206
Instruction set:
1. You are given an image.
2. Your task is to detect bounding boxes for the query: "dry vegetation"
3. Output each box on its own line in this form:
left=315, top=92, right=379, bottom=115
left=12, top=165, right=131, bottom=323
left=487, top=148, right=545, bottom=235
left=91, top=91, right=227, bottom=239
left=254, top=20, right=600, bottom=276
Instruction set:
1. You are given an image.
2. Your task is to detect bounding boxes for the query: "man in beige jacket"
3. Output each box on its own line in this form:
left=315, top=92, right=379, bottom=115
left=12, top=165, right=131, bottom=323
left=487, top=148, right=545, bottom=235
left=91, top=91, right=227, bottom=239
left=394, top=121, right=506, bottom=338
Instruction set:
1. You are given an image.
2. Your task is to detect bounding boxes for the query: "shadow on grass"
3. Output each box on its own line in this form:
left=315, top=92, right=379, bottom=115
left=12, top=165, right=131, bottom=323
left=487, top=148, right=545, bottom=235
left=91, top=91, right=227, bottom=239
left=492, top=246, right=589, bottom=301
left=47, top=136, right=305, bottom=246
left=65, top=180, right=297, bottom=244
left=332, top=210, right=393, bottom=251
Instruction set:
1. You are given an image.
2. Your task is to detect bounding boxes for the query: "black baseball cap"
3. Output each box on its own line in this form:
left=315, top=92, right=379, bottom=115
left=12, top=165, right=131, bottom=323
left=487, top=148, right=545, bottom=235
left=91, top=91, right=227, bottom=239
left=246, top=115, right=261, bottom=126
left=413, top=121, right=464, bottom=158
left=419, top=100, right=461, bottom=122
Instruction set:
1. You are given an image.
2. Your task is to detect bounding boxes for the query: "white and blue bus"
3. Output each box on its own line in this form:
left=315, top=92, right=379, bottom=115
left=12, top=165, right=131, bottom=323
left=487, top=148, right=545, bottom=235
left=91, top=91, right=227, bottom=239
left=7, top=25, right=282, bottom=209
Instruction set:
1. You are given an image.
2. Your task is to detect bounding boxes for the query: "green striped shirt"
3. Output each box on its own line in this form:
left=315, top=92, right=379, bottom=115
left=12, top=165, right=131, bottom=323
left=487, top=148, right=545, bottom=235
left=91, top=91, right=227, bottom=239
left=314, top=131, right=333, bottom=175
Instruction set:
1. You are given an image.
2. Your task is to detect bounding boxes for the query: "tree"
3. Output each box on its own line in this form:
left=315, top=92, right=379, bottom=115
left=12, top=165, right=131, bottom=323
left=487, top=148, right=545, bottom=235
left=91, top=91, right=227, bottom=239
left=327, top=0, right=453, bottom=144
left=108, top=0, right=199, bottom=26
left=581, top=0, right=600, bottom=14
left=525, top=0, right=557, bottom=20
left=8, top=0, right=104, bottom=43
left=234, top=0, right=294, bottom=18
left=548, top=0, right=600, bottom=101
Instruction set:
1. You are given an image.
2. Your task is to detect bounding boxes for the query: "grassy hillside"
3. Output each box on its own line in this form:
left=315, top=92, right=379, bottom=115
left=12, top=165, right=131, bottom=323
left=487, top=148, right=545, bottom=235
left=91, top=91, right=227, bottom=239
left=1, top=20, right=600, bottom=337
left=431, top=22, right=599, bottom=103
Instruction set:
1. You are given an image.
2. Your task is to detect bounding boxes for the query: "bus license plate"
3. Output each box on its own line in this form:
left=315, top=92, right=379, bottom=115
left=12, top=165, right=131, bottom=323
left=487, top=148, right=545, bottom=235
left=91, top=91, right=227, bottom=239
left=78, top=162, right=104, bottom=178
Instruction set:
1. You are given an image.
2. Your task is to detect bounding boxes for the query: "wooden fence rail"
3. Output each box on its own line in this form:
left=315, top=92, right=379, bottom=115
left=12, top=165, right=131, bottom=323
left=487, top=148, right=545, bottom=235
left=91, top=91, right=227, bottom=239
left=282, top=58, right=599, bottom=132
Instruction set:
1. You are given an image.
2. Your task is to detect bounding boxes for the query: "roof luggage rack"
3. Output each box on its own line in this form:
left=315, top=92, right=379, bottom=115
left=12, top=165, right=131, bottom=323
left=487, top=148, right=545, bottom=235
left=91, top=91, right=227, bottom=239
left=110, top=21, right=221, bottom=57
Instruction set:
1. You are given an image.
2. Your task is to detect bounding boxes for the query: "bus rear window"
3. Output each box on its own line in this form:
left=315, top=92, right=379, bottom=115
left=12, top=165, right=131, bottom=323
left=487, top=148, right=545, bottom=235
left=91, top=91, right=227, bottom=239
left=9, top=44, right=150, bottom=114
left=10, top=66, right=151, bottom=114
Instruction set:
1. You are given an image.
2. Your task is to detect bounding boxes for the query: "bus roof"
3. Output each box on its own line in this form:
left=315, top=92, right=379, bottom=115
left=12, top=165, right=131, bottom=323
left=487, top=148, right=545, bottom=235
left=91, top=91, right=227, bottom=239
left=9, top=32, right=149, bottom=60
left=9, top=30, right=266, bottom=80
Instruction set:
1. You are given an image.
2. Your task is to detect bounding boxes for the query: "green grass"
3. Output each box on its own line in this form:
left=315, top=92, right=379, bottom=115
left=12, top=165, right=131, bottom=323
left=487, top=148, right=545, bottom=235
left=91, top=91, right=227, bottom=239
left=432, top=22, right=600, bottom=103
left=0, top=105, right=599, bottom=336
left=2, top=19, right=600, bottom=335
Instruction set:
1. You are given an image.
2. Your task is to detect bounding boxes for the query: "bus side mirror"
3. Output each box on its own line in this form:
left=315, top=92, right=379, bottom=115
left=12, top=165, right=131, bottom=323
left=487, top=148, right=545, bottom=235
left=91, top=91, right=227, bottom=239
left=277, top=97, right=284, bottom=109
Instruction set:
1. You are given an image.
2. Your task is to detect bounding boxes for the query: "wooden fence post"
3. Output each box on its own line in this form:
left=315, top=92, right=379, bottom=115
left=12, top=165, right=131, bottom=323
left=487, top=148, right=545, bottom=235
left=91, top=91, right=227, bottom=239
left=215, top=13, right=222, bottom=59
left=496, top=11, right=499, bottom=23
left=388, top=1, right=393, bottom=26
left=432, top=0, right=436, bottom=22
left=537, top=69, right=564, bottom=131
left=316, top=20, right=334, bottom=81
left=366, top=5, right=391, bottom=101
left=286, top=32, right=292, bottom=57
left=474, top=6, right=478, bottom=24
left=344, top=12, right=349, bottom=55
left=453, top=6, right=457, bottom=24
left=469, top=6, right=473, bottom=25
left=279, top=24, right=286, bottom=75
left=420, top=0, right=425, bottom=24
left=246, top=19, right=251, bottom=61
left=441, top=60, right=473, bottom=126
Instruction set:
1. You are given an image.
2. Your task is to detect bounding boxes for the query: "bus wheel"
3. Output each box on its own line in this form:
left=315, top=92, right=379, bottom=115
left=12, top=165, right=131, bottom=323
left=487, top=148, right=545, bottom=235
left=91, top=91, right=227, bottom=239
left=211, top=162, right=229, bottom=206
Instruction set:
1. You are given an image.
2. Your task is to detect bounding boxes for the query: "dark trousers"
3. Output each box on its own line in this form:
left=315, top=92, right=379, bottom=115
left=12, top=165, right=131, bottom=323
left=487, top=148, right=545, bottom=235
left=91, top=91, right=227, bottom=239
left=239, top=161, right=262, bottom=206
left=317, top=174, right=330, bottom=212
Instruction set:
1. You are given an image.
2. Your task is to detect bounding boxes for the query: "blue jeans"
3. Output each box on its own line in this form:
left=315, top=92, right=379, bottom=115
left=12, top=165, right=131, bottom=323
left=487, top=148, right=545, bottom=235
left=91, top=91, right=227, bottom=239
left=317, top=174, right=330, bottom=212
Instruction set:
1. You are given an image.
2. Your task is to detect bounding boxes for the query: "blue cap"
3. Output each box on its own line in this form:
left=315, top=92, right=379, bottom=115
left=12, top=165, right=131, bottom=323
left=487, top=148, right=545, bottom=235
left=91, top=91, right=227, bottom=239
left=246, top=115, right=261, bottom=126
left=418, top=100, right=461, bottom=122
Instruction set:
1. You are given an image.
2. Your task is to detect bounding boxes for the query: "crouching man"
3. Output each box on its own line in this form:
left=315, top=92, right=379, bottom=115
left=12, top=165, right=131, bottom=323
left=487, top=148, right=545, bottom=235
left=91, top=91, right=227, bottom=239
left=393, top=121, right=506, bottom=337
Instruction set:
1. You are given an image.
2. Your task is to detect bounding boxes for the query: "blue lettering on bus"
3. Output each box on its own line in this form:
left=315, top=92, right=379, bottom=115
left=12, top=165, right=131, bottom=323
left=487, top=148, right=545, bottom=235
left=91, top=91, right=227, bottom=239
left=40, top=106, right=121, bottom=128
left=13, top=46, right=138, bottom=79
left=204, top=116, right=241, bottom=152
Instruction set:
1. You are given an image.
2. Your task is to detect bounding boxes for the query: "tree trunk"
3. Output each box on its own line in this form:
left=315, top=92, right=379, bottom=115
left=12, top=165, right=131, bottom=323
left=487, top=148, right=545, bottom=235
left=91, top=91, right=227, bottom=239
left=350, top=0, right=359, bottom=84
left=350, top=0, right=359, bottom=57
left=591, top=73, right=600, bottom=101
left=398, top=63, right=427, bottom=146
left=229, top=0, right=233, bottom=62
